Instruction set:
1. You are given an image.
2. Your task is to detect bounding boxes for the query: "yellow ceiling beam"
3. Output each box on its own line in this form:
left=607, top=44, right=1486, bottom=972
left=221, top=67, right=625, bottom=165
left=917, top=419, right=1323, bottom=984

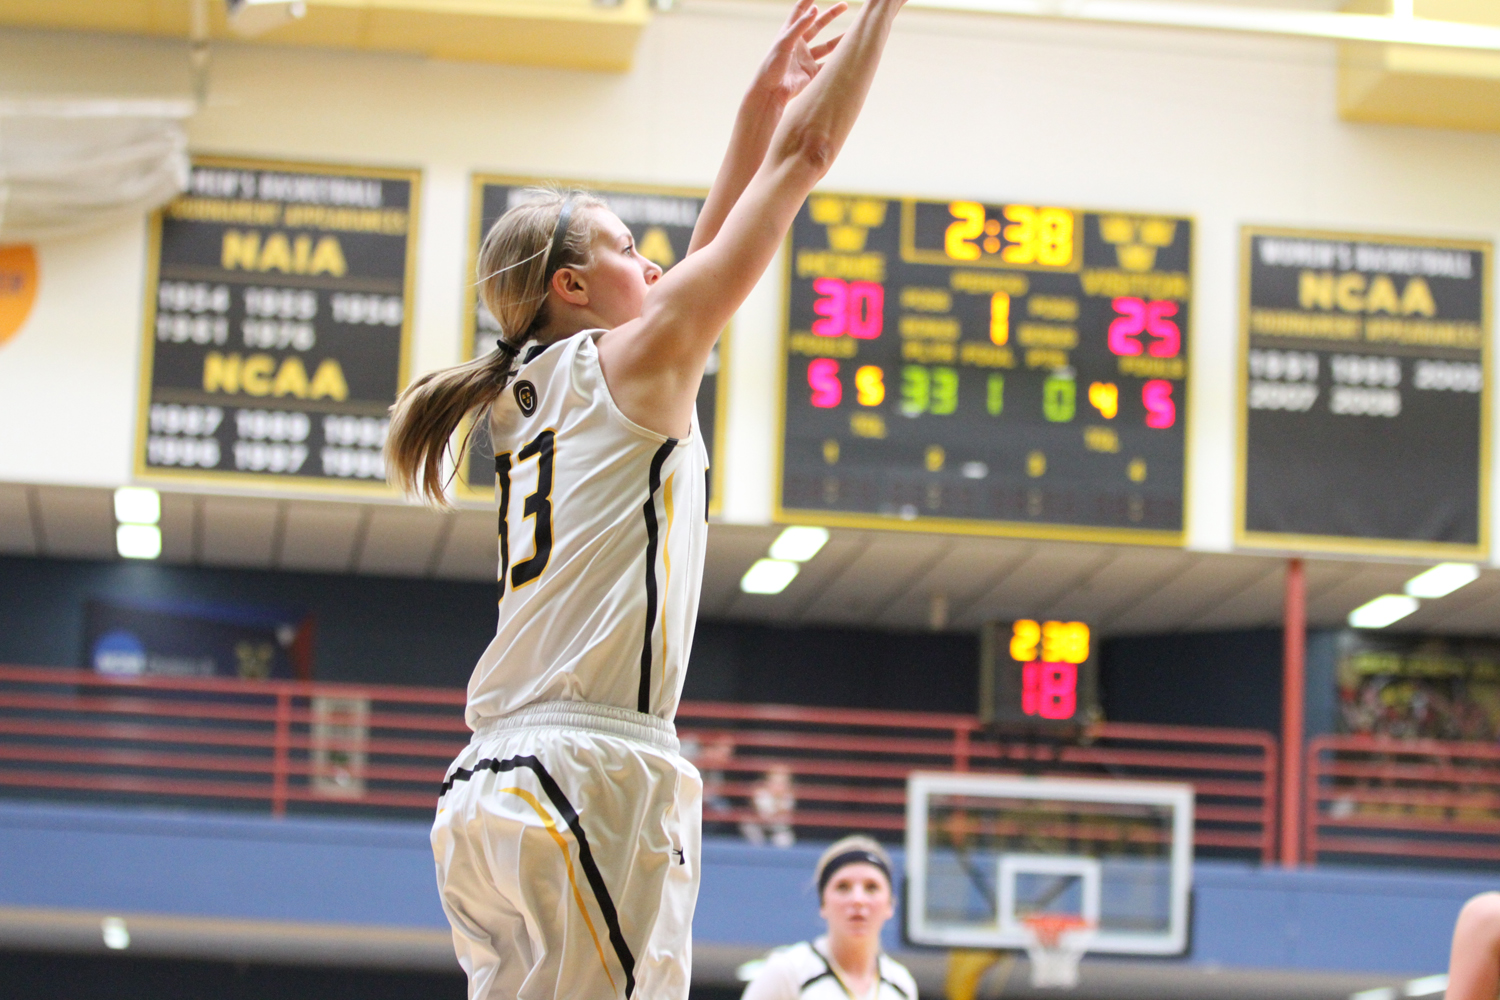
left=0, top=0, right=652, bottom=73
left=1340, top=0, right=1500, bottom=131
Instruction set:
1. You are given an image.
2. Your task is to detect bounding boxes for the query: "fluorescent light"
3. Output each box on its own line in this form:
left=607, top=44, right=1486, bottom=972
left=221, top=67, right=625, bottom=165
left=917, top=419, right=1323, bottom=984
left=768, top=526, right=829, bottom=562
left=101, top=917, right=130, bottom=950
left=1348, top=594, right=1419, bottom=629
left=1403, top=975, right=1449, bottom=998
left=740, top=558, right=799, bottom=595
left=113, top=487, right=160, bottom=525
left=1404, top=563, right=1480, bottom=599
left=116, top=524, right=161, bottom=560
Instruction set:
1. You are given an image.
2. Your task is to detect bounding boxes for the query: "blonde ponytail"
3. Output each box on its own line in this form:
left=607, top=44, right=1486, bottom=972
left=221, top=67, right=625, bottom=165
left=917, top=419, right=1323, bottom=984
left=385, top=188, right=603, bottom=506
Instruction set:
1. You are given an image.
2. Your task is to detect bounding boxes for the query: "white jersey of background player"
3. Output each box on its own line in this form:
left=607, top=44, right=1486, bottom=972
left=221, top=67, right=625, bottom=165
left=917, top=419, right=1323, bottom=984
left=741, top=836, right=917, bottom=1000
left=383, top=2, right=909, bottom=997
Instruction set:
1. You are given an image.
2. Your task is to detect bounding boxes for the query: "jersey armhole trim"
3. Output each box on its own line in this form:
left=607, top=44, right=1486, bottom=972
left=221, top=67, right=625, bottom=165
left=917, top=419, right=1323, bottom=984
left=582, top=331, right=698, bottom=450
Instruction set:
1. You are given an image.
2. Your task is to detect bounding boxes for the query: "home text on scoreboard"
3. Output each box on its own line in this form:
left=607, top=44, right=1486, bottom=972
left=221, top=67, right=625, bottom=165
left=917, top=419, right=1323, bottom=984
left=1238, top=227, right=1491, bottom=558
left=457, top=175, right=727, bottom=512
left=135, top=156, right=420, bottom=495
left=779, top=192, right=1192, bottom=544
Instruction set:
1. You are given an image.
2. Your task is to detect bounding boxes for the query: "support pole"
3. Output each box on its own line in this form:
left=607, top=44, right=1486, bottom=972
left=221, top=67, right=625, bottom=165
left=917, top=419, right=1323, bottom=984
left=1280, top=557, right=1306, bottom=867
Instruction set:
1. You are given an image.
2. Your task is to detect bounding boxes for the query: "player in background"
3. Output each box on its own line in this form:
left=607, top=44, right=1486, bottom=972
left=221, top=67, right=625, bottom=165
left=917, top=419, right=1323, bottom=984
left=1446, top=892, right=1500, bottom=1000
left=383, top=1, right=908, bottom=997
left=740, top=835, right=917, bottom=1000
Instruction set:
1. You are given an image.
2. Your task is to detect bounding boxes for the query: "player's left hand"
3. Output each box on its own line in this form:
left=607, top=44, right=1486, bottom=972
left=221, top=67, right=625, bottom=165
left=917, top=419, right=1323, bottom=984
left=753, top=0, right=847, bottom=108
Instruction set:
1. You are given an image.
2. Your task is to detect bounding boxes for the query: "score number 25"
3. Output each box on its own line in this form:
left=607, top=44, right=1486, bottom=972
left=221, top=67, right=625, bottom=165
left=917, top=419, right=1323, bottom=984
left=945, top=202, right=1073, bottom=267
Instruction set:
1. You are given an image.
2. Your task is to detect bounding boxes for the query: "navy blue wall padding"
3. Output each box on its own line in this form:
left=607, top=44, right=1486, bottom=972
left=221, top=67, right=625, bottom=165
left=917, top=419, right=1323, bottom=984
left=0, top=801, right=1485, bottom=975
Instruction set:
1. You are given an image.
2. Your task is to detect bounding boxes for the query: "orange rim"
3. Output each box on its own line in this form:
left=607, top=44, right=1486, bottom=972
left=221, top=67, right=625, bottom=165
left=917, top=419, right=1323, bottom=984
left=1020, top=914, right=1093, bottom=947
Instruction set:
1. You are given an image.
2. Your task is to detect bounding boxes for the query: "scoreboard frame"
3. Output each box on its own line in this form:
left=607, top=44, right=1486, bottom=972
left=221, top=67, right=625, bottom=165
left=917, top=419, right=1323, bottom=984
left=133, top=154, right=421, bottom=498
left=454, top=172, right=730, bottom=515
left=1234, top=224, right=1492, bottom=560
left=772, top=188, right=1195, bottom=547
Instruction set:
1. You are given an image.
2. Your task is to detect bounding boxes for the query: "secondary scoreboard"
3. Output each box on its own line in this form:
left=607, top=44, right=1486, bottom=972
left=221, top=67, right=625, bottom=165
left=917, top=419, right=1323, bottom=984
left=1239, top=227, right=1491, bottom=558
left=135, top=156, right=419, bottom=495
left=778, top=193, right=1192, bottom=543
left=979, top=619, right=1099, bottom=729
left=457, top=175, right=727, bottom=512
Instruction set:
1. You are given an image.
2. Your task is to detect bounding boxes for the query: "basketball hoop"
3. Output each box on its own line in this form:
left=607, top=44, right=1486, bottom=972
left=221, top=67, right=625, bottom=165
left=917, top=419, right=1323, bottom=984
left=1020, top=914, right=1094, bottom=989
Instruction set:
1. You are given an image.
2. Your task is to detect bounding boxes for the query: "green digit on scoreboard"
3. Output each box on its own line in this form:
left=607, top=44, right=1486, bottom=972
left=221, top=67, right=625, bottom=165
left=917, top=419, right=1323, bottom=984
left=1043, top=372, right=1076, bottom=423
left=932, top=367, right=958, bottom=415
left=987, top=373, right=1004, bottom=416
left=902, top=365, right=930, bottom=416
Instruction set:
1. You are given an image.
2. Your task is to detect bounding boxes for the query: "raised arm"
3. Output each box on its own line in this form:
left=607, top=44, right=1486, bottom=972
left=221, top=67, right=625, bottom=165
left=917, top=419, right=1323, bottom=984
left=599, top=0, right=905, bottom=434
left=687, top=0, right=846, bottom=257
left=1449, top=893, right=1500, bottom=1000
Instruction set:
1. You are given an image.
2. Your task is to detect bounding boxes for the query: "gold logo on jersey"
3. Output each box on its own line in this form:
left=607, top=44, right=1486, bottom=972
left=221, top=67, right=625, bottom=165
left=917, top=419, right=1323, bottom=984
left=514, top=379, right=538, bottom=417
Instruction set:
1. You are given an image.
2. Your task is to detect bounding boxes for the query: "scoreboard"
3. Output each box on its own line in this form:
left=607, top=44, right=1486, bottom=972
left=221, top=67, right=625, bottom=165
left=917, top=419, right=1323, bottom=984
left=778, top=193, right=1192, bottom=543
left=1238, top=227, right=1491, bottom=558
left=457, top=175, right=727, bottom=512
left=980, top=619, right=1099, bottom=729
left=135, top=156, right=419, bottom=496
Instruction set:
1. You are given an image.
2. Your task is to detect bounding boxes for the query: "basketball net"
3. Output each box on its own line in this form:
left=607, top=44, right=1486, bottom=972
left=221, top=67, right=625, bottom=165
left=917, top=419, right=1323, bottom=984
left=1020, top=914, right=1094, bottom=989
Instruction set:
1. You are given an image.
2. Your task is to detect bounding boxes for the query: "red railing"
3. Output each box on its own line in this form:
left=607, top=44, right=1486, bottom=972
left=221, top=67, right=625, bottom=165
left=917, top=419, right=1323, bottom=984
left=1306, top=734, right=1500, bottom=864
left=0, top=665, right=467, bottom=816
left=0, top=666, right=1275, bottom=857
left=677, top=704, right=1278, bottom=860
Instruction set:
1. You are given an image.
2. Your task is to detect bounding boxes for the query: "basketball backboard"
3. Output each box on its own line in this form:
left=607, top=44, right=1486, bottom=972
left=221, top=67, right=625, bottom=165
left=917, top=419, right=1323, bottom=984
left=904, top=772, right=1194, bottom=955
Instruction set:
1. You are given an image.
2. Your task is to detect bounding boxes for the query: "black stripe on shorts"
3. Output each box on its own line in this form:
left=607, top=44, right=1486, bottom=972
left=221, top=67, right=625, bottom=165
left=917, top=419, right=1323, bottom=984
left=439, top=755, right=638, bottom=998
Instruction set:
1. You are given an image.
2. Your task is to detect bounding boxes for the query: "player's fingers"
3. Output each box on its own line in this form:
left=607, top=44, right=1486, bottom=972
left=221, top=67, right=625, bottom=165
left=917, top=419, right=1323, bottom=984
left=807, top=1, right=847, bottom=39
left=781, top=0, right=816, bottom=35
left=779, top=2, right=819, bottom=47
left=809, top=32, right=844, bottom=59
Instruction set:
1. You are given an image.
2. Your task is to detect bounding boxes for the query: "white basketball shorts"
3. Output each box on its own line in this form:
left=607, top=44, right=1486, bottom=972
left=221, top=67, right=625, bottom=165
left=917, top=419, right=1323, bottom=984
left=432, top=701, right=702, bottom=1000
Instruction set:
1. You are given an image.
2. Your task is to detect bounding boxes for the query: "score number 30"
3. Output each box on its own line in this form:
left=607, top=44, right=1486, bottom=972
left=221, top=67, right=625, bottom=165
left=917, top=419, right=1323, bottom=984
left=1010, top=619, right=1089, bottom=721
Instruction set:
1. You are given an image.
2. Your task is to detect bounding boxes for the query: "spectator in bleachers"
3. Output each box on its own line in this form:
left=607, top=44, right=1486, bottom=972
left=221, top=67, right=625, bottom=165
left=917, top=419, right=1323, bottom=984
left=684, top=733, right=738, bottom=835
left=742, top=764, right=796, bottom=848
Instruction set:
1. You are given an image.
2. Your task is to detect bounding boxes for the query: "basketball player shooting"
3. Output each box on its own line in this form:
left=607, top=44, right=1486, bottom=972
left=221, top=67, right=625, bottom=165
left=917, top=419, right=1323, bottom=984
left=382, top=1, right=909, bottom=997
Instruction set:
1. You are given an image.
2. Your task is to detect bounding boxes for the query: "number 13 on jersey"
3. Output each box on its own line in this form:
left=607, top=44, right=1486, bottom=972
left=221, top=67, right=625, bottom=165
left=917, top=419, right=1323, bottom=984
left=497, top=429, right=556, bottom=597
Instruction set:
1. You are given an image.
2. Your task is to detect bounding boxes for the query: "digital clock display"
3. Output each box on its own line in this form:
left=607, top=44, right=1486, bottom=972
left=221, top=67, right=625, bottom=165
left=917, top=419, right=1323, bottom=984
left=981, top=619, right=1098, bottom=728
left=778, top=193, right=1192, bottom=543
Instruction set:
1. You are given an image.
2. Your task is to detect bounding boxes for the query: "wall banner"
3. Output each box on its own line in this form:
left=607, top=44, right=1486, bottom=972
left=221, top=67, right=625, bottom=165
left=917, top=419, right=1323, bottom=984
left=1238, top=227, right=1490, bottom=558
left=135, top=156, right=421, bottom=496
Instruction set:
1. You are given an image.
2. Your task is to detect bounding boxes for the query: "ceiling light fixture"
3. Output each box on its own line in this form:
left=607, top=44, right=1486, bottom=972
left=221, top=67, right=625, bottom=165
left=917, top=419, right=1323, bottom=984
left=113, top=487, right=161, bottom=526
left=101, top=917, right=131, bottom=951
left=1348, top=594, right=1420, bottom=629
left=116, top=524, right=163, bottom=561
left=768, top=526, right=830, bottom=563
left=740, top=559, right=799, bottom=595
left=225, top=0, right=306, bottom=37
left=1404, top=563, right=1480, bottom=599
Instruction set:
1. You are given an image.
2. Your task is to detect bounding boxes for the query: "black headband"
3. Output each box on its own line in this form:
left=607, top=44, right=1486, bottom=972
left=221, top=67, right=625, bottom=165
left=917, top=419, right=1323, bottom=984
left=542, top=194, right=578, bottom=284
left=817, top=849, right=892, bottom=896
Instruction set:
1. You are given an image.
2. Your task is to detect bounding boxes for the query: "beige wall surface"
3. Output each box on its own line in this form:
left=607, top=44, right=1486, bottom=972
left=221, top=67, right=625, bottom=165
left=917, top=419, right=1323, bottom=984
left=1, top=1, right=1497, bottom=557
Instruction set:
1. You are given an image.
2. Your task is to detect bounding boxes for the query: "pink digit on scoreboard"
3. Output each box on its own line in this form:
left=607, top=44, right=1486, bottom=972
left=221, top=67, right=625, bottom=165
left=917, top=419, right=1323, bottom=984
left=807, top=358, right=842, bottom=408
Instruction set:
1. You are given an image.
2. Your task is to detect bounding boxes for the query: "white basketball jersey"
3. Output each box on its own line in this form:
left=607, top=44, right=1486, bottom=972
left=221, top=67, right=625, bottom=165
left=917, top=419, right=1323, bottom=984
left=465, top=331, right=709, bottom=728
left=741, top=940, right=917, bottom=1000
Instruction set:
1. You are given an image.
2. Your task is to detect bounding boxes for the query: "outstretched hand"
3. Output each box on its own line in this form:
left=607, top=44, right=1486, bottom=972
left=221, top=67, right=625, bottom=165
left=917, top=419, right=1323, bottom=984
left=754, top=0, right=848, bottom=108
